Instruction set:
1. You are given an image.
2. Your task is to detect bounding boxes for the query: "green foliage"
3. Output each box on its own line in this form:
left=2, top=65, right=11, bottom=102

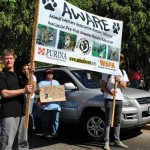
left=0, top=0, right=150, bottom=84
left=0, top=0, right=35, bottom=63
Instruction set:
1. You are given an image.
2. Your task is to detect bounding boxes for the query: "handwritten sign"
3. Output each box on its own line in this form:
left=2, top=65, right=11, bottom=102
left=40, top=85, right=66, bottom=102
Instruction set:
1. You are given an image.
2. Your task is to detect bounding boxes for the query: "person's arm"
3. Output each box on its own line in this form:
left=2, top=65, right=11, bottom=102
left=118, top=80, right=127, bottom=89
left=0, top=85, right=32, bottom=98
left=115, top=70, right=128, bottom=89
left=115, top=76, right=127, bottom=89
left=31, top=75, right=37, bottom=96
left=101, top=80, right=116, bottom=96
left=35, top=89, right=39, bottom=95
left=35, top=83, right=40, bottom=95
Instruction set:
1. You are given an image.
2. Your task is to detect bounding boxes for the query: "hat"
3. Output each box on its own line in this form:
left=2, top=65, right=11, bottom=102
left=45, top=69, right=53, bottom=74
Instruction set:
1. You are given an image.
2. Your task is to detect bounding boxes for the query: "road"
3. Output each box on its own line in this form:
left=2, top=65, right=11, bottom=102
left=28, top=124, right=150, bottom=150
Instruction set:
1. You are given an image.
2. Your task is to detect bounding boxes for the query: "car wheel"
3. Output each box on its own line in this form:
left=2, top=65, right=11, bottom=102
left=81, top=111, right=105, bottom=141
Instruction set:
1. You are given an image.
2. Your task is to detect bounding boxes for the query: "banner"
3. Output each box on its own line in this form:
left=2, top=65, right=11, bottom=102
left=35, top=0, right=123, bottom=75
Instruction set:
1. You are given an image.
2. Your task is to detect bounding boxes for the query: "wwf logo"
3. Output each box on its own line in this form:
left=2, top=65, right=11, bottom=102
left=113, top=22, right=120, bottom=34
left=77, top=39, right=91, bottom=55
left=42, top=0, right=57, bottom=11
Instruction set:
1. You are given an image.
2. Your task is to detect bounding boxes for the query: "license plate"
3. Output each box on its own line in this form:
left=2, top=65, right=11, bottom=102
left=148, top=107, right=150, bottom=115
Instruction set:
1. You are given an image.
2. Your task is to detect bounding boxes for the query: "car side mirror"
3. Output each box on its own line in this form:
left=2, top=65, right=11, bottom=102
left=64, top=82, right=77, bottom=90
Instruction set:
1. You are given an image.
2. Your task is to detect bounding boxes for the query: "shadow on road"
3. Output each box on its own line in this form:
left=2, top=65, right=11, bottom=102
left=28, top=123, right=142, bottom=149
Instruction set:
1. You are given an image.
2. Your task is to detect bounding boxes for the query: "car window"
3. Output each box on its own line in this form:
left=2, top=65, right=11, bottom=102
left=35, top=69, right=76, bottom=86
left=54, top=70, right=76, bottom=85
left=35, top=70, right=44, bottom=83
left=71, top=70, right=102, bottom=88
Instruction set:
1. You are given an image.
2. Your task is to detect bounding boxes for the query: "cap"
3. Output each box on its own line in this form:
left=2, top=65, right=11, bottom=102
left=45, top=69, right=53, bottom=74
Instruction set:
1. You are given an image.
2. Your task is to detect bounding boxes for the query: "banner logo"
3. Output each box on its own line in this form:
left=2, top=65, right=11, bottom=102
left=38, top=47, right=45, bottom=55
left=46, top=49, right=67, bottom=60
left=77, top=38, right=91, bottom=55
left=113, top=22, right=120, bottom=34
left=42, top=0, right=57, bottom=11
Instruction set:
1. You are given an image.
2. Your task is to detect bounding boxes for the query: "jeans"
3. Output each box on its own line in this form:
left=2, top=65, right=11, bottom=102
left=0, top=117, right=29, bottom=150
left=30, top=98, right=35, bottom=129
left=104, top=99, right=123, bottom=143
left=42, top=110, right=59, bottom=136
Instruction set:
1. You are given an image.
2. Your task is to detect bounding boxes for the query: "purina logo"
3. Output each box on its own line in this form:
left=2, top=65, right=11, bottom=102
left=38, top=47, right=45, bottom=55
left=42, top=0, right=57, bottom=11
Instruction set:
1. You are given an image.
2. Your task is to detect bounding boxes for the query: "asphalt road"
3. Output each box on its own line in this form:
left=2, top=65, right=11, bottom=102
left=28, top=124, right=150, bottom=150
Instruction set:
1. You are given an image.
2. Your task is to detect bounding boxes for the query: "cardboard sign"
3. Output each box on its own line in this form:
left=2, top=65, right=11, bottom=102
left=40, top=85, right=66, bottom=102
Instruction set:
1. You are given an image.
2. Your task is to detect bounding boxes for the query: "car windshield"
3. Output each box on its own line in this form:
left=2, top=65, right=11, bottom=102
left=71, top=70, right=102, bottom=88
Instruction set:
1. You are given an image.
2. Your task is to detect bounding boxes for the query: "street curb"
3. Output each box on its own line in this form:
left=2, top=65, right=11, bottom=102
left=143, top=124, right=150, bottom=130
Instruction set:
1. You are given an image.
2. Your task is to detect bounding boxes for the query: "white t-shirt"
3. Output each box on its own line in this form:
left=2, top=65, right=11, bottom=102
left=31, top=75, right=37, bottom=98
left=102, top=69, right=129, bottom=100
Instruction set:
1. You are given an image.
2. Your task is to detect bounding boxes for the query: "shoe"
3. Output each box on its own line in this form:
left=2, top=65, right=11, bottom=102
left=104, top=142, right=110, bottom=150
left=114, top=141, right=128, bottom=149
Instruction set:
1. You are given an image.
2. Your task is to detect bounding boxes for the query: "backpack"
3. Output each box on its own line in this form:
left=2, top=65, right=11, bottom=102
left=101, top=69, right=124, bottom=93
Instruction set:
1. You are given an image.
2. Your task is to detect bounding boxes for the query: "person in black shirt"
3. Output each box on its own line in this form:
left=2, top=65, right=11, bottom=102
left=0, top=49, right=33, bottom=150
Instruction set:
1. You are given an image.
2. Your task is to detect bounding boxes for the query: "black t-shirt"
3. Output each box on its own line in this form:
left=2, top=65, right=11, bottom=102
left=0, top=68, right=28, bottom=119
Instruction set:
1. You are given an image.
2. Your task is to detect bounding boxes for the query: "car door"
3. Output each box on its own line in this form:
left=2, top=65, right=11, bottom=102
left=54, top=70, right=80, bottom=119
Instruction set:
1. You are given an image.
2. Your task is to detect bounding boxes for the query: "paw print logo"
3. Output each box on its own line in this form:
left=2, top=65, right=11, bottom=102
left=113, top=22, right=120, bottom=34
left=42, top=0, right=57, bottom=11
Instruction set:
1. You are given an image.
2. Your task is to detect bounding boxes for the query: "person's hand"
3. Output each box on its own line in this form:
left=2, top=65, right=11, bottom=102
left=115, top=76, right=120, bottom=83
left=110, top=89, right=117, bottom=96
left=24, top=85, right=33, bottom=94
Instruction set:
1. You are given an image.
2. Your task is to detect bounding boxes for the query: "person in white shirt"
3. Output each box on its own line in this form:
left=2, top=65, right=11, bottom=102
left=101, top=54, right=129, bottom=150
left=22, top=64, right=37, bottom=130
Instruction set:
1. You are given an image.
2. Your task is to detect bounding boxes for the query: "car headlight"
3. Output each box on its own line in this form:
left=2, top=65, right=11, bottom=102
left=123, top=96, right=134, bottom=107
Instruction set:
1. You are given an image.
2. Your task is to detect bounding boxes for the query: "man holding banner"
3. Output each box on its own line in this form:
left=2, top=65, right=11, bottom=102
left=35, top=69, right=61, bottom=138
left=101, top=54, right=129, bottom=150
left=0, top=49, right=33, bottom=150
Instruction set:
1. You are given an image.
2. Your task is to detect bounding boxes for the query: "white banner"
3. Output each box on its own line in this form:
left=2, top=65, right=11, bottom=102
left=34, top=0, right=123, bottom=74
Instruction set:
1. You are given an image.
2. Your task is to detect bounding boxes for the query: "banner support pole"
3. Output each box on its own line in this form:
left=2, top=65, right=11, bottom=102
left=24, top=0, right=40, bottom=128
left=111, top=80, right=117, bottom=127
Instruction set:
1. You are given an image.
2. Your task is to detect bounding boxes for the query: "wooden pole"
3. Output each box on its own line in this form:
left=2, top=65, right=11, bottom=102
left=111, top=80, right=117, bottom=127
left=24, top=0, right=40, bottom=128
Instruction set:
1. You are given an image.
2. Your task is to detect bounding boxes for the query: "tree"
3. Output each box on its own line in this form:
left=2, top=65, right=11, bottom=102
left=0, top=0, right=150, bottom=89
left=0, top=0, right=35, bottom=63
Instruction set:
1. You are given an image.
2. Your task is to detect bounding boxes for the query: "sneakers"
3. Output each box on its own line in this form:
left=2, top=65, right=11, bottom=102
left=104, top=142, right=110, bottom=150
left=104, top=141, right=128, bottom=150
left=114, top=141, right=128, bottom=149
